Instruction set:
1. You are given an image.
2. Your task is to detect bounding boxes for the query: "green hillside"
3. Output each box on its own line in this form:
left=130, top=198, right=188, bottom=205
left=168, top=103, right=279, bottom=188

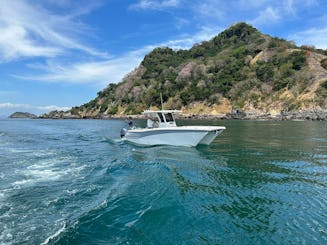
left=44, top=22, right=327, bottom=119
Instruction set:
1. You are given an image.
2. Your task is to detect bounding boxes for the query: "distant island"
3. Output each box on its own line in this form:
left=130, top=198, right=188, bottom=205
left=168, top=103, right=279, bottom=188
left=9, top=112, right=37, bottom=119
left=40, top=22, right=327, bottom=121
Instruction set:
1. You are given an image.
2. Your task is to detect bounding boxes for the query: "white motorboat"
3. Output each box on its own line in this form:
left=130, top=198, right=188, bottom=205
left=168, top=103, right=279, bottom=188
left=120, top=110, right=225, bottom=147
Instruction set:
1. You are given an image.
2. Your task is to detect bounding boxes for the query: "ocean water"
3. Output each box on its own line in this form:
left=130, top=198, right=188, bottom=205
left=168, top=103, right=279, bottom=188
left=0, top=119, right=326, bottom=245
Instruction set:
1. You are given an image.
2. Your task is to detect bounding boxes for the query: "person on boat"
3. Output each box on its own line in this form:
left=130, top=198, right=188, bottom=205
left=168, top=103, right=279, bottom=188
left=147, top=118, right=154, bottom=128
left=126, top=117, right=134, bottom=129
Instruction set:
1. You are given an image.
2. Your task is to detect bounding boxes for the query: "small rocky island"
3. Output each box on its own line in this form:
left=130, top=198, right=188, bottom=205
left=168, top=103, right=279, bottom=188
left=9, top=112, right=37, bottom=119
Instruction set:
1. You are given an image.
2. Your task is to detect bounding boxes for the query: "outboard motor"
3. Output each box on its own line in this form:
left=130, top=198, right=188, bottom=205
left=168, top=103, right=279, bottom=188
left=120, top=128, right=127, bottom=138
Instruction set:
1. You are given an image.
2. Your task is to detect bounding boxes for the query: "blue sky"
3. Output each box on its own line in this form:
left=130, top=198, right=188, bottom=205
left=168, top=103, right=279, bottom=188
left=0, top=0, right=326, bottom=116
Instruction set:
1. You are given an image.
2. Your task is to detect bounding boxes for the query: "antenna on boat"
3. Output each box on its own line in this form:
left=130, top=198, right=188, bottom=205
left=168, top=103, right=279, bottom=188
left=160, top=92, right=164, bottom=110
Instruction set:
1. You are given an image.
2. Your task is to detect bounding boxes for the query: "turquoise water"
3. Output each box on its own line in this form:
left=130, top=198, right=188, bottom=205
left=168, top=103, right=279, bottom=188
left=0, top=119, right=326, bottom=244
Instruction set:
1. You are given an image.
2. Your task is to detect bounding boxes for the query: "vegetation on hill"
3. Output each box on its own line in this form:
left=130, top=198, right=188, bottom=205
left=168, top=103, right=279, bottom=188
left=48, top=22, right=327, bottom=118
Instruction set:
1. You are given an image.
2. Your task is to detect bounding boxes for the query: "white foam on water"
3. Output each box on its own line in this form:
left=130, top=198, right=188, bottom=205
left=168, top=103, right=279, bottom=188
left=5, top=148, right=56, bottom=158
left=40, top=222, right=66, bottom=245
left=65, top=189, right=79, bottom=195
left=31, top=149, right=57, bottom=157
left=13, top=167, right=63, bottom=187
left=12, top=179, right=33, bottom=186
left=0, top=224, right=13, bottom=245
left=125, top=219, right=138, bottom=228
left=7, top=148, right=33, bottom=154
left=0, top=187, right=11, bottom=199
left=12, top=169, right=61, bottom=187
left=12, top=154, right=86, bottom=188
left=125, top=206, right=152, bottom=228
left=96, top=199, right=108, bottom=210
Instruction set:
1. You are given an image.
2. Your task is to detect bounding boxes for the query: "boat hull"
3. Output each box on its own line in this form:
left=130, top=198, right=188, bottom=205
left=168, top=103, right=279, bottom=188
left=122, top=126, right=225, bottom=147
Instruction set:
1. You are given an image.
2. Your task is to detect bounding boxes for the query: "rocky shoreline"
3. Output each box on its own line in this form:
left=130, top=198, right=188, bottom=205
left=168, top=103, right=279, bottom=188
left=38, top=109, right=327, bottom=121
left=179, top=109, right=327, bottom=121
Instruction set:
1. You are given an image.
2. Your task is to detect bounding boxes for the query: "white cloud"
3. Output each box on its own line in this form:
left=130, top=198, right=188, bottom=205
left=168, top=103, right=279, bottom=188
left=283, top=0, right=296, bottom=15
left=236, top=0, right=270, bottom=10
left=129, top=0, right=181, bottom=11
left=281, top=0, right=320, bottom=16
left=246, top=0, right=322, bottom=27
left=160, top=26, right=222, bottom=49
left=0, top=0, right=107, bottom=62
left=289, top=27, right=327, bottom=49
left=13, top=26, right=222, bottom=86
left=0, top=102, right=71, bottom=117
left=250, top=6, right=281, bottom=26
left=193, top=0, right=226, bottom=20
left=175, top=17, right=190, bottom=29
left=0, top=23, right=62, bottom=61
left=14, top=53, right=145, bottom=86
left=0, top=102, right=70, bottom=111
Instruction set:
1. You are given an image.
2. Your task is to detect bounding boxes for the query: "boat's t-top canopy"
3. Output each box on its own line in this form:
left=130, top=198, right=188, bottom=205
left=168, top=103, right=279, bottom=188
left=142, top=110, right=181, bottom=128
left=142, top=110, right=181, bottom=116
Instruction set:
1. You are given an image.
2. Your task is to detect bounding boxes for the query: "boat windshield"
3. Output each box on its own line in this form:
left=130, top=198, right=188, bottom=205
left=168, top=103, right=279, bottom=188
left=158, top=113, right=165, bottom=123
left=164, top=113, right=174, bottom=122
